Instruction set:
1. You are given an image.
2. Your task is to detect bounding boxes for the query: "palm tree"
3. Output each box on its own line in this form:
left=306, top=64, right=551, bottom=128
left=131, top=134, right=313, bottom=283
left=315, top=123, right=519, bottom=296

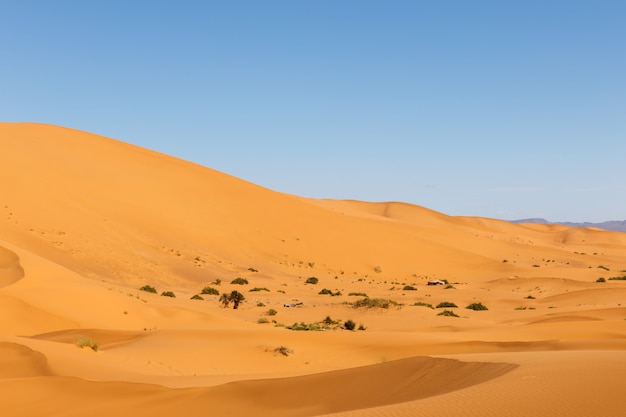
left=219, top=293, right=230, bottom=308
left=229, top=290, right=245, bottom=309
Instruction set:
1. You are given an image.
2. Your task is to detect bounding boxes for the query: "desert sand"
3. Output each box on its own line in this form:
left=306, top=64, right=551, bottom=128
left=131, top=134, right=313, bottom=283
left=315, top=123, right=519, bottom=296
left=1, top=122, right=625, bottom=416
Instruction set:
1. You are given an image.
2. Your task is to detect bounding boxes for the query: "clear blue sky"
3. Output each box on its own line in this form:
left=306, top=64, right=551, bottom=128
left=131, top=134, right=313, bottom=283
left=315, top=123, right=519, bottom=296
left=2, top=1, right=625, bottom=222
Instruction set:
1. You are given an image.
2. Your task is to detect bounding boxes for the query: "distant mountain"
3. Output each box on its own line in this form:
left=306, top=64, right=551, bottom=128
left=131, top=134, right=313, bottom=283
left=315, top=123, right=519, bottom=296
left=510, top=218, right=626, bottom=233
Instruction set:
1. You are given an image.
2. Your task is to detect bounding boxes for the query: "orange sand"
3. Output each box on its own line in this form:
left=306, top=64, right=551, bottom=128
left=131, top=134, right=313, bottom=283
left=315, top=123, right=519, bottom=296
left=1, top=122, right=625, bottom=416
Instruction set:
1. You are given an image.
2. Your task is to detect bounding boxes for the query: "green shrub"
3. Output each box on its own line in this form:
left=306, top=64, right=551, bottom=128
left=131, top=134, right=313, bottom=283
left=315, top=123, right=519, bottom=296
left=358, top=323, right=367, bottom=331
left=139, top=285, right=157, bottom=294
left=344, top=319, right=356, bottom=330
left=257, top=317, right=269, bottom=324
left=75, top=337, right=98, bottom=351
left=248, top=267, right=258, bottom=272
left=267, top=309, right=278, bottom=316
left=436, top=301, right=457, bottom=308
left=596, top=277, right=606, bottom=283
left=402, top=285, right=417, bottom=291
left=201, top=286, right=219, bottom=295
left=231, top=277, right=249, bottom=285
left=466, top=302, right=488, bottom=311
left=190, top=294, right=204, bottom=300
left=525, top=295, right=536, bottom=299
left=374, top=266, right=382, bottom=273
left=318, top=288, right=333, bottom=295
left=250, top=287, right=269, bottom=292
left=608, top=276, right=626, bottom=281
left=348, top=292, right=368, bottom=297
left=161, top=291, right=176, bottom=298
left=437, top=310, right=459, bottom=317
left=353, top=298, right=398, bottom=309
left=305, top=277, right=319, bottom=285
left=413, top=302, right=434, bottom=309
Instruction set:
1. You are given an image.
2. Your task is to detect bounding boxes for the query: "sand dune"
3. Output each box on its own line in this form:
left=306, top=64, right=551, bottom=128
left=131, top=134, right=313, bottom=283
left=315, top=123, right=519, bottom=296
left=1, top=122, right=625, bottom=416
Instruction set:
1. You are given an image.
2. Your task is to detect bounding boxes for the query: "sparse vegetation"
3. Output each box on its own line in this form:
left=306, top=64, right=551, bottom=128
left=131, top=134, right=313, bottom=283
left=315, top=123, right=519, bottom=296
left=75, top=337, right=98, bottom=351
left=437, top=310, right=459, bottom=317
left=139, top=285, right=157, bottom=294
left=231, top=277, right=249, bottom=285
left=257, top=317, right=269, bottom=324
left=514, top=306, right=536, bottom=310
left=413, top=302, right=434, bottom=309
left=161, top=291, right=176, bottom=298
left=318, top=288, right=341, bottom=296
left=436, top=301, right=458, bottom=308
left=374, top=266, right=382, bottom=273
left=190, top=294, right=204, bottom=300
left=353, top=298, right=399, bottom=309
left=305, top=277, right=319, bottom=284
left=466, top=302, right=488, bottom=311
left=201, top=286, right=219, bottom=295
left=525, top=295, right=536, bottom=299
left=402, top=285, right=417, bottom=291
left=596, top=277, right=606, bottom=283
left=212, top=279, right=222, bottom=285
left=267, top=308, right=278, bottom=316
left=348, top=292, right=368, bottom=297
left=249, top=287, right=269, bottom=292
left=444, top=284, right=456, bottom=289
left=597, top=265, right=610, bottom=271
left=358, top=323, right=367, bottom=331
left=248, top=267, right=258, bottom=272
left=608, top=276, right=626, bottom=281
left=274, top=346, right=293, bottom=356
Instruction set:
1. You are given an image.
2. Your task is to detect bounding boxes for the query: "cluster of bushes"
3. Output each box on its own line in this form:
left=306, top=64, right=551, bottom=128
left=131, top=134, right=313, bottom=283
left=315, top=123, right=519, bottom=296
left=139, top=285, right=176, bottom=298
left=318, top=288, right=342, bottom=296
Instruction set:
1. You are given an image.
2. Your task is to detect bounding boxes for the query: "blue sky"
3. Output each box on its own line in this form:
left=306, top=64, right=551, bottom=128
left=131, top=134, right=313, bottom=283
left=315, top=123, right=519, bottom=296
left=2, top=1, right=625, bottom=222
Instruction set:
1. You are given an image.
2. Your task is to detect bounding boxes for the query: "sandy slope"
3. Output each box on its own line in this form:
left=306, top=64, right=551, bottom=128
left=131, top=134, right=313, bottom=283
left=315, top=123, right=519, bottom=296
left=1, top=122, right=625, bottom=416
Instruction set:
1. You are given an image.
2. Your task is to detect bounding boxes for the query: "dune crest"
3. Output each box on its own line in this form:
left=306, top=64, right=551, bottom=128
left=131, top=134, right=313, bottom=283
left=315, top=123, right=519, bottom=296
left=0, top=245, right=24, bottom=287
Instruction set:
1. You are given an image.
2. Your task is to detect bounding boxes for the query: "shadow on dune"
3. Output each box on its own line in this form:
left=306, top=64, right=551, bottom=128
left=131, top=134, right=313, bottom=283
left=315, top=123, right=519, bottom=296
left=0, top=355, right=517, bottom=417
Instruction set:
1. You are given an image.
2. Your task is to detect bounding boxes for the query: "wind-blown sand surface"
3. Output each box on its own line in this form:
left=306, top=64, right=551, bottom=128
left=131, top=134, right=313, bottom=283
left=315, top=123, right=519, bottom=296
left=1, top=122, right=625, bottom=416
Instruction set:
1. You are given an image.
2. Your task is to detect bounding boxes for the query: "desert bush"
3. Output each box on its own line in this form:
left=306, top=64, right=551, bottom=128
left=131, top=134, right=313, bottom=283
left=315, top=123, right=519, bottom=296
left=229, top=290, right=245, bottom=309
left=267, top=308, right=278, bottom=316
left=190, top=294, right=204, bottom=300
left=353, top=298, right=398, bottom=309
left=139, top=285, right=157, bottom=294
left=466, top=302, right=488, bottom=311
left=250, top=287, right=269, bottom=292
left=437, top=310, right=459, bottom=317
left=436, top=301, right=457, bottom=308
left=358, top=323, right=367, bottom=331
left=75, top=337, right=98, bottom=351
left=597, top=265, right=610, bottom=271
left=525, top=295, right=536, bottom=299
left=344, top=319, right=356, bottom=330
left=212, top=279, right=222, bottom=285
left=413, top=302, right=434, bottom=309
left=305, top=277, right=319, bottom=284
left=257, top=317, right=269, bottom=324
left=403, top=285, right=417, bottom=291
left=274, top=346, right=293, bottom=356
left=348, top=292, right=368, bottom=297
left=596, top=277, right=606, bottom=283
left=161, top=291, right=176, bottom=298
left=608, top=276, right=626, bottom=281
left=256, top=302, right=265, bottom=307
left=231, top=277, right=249, bottom=285
left=318, top=288, right=333, bottom=295
left=287, top=322, right=321, bottom=331
left=248, top=267, right=258, bottom=272
left=201, top=286, right=219, bottom=295
left=444, top=284, right=456, bottom=289
left=374, top=266, right=383, bottom=273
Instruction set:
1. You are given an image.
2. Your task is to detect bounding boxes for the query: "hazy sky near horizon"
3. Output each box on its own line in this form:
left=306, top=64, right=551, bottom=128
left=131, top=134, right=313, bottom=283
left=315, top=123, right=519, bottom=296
left=2, top=1, right=625, bottom=222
